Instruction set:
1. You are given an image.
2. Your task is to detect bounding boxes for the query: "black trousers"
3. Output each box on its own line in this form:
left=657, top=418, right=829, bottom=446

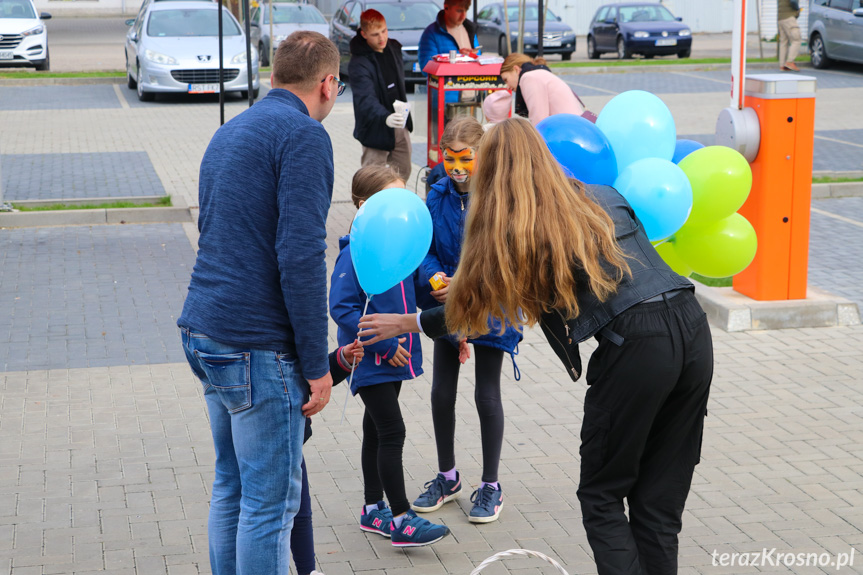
left=357, top=381, right=410, bottom=516
left=577, top=291, right=713, bottom=575
left=431, top=339, right=505, bottom=483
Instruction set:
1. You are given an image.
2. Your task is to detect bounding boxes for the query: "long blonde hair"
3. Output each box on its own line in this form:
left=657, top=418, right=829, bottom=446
left=445, top=118, right=630, bottom=336
left=500, top=53, right=547, bottom=75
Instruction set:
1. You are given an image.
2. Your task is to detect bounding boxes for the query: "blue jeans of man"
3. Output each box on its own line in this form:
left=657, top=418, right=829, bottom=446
left=181, top=327, right=306, bottom=575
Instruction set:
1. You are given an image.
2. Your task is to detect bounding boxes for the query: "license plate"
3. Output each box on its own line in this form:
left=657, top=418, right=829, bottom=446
left=412, top=62, right=420, bottom=72
left=0, top=51, right=13, bottom=60
left=655, top=38, right=677, bottom=46
left=544, top=40, right=561, bottom=47
left=188, top=83, right=219, bottom=94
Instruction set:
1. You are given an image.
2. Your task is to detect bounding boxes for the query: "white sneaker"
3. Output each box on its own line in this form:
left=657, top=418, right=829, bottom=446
left=310, top=571, right=325, bottom=575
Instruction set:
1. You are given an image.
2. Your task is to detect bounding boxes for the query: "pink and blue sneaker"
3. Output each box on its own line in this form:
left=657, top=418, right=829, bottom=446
left=359, top=501, right=393, bottom=538
left=411, top=472, right=462, bottom=512
left=390, top=510, right=450, bottom=547
left=469, top=484, right=504, bottom=523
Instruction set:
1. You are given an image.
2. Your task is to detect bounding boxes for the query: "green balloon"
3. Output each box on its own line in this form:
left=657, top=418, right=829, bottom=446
left=678, top=146, right=752, bottom=227
left=654, top=240, right=693, bottom=277
left=674, top=213, right=758, bottom=278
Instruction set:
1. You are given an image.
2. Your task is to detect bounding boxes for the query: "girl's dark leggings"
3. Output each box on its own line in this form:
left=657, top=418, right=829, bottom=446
left=290, top=458, right=315, bottom=575
left=357, top=381, right=410, bottom=516
left=431, top=339, right=505, bottom=483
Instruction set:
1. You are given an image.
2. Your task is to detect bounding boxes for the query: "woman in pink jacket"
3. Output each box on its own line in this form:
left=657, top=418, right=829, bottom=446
left=499, top=53, right=584, bottom=125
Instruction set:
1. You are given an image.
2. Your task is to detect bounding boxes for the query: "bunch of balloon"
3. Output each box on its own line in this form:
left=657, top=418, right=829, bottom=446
left=350, top=188, right=434, bottom=296
left=536, top=113, right=618, bottom=186
left=659, top=146, right=759, bottom=278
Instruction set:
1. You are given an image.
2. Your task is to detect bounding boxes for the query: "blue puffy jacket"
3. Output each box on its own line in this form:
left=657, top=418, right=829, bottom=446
left=418, top=11, right=480, bottom=74
left=330, top=236, right=435, bottom=393
left=420, top=177, right=523, bottom=359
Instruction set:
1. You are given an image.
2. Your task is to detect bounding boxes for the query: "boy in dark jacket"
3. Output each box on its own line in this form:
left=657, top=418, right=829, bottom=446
left=349, top=10, right=413, bottom=180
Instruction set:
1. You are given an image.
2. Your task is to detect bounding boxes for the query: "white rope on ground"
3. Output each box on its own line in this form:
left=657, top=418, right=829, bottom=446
left=469, top=549, right=570, bottom=575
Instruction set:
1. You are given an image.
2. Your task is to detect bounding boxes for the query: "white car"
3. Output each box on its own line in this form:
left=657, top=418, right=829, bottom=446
left=125, top=0, right=260, bottom=101
left=251, top=2, right=329, bottom=67
left=0, top=0, right=51, bottom=70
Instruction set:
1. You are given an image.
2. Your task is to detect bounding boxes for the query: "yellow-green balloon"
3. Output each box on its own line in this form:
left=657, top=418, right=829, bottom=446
left=654, top=240, right=693, bottom=277
left=675, top=213, right=758, bottom=278
left=678, top=146, right=752, bottom=227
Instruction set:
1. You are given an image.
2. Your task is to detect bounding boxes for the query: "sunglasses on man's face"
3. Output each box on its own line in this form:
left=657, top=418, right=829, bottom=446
left=321, top=74, right=346, bottom=96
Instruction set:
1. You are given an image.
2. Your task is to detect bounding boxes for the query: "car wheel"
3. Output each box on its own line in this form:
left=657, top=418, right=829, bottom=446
left=677, top=48, right=691, bottom=59
left=561, top=51, right=572, bottom=61
left=498, top=34, right=510, bottom=57
left=587, top=36, right=599, bottom=59
left=126, top=57, right=137, bottom=89
left=34, top=47, right=49, bottom=71
left=259, top=42, right=269, bottom=67
left=136, top=63, right=154, bottom=102
left=810, top=33, right=830, bottom=69
left=617, top=37, right=631, bottom=59
left=644, top=54, right=655, bottom=59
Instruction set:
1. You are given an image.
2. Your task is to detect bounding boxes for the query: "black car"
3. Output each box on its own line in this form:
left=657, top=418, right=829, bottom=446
left=330, top=0, right=440, bottom=90
left=476, top=3, right=575, bottom=59
left=587, top=2, right=691, bottom=59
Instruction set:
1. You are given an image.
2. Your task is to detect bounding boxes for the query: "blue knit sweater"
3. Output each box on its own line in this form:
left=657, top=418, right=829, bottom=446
left=178, top=89, right=334, bottom=380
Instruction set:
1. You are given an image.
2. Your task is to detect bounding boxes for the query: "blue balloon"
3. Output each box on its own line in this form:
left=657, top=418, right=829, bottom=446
left=350, top=188, right=433, bottom=295
left=672, top=139, right=705, bottom=164
left=536, top=113, right=618, bottom=185
left=613, top=158, right=693, bottom=242
left=596, top=90, right=676, bottom=174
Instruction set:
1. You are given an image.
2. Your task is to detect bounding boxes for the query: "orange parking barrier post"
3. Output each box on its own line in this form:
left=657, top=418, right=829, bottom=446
left=733, top=74, right=816, bottom=301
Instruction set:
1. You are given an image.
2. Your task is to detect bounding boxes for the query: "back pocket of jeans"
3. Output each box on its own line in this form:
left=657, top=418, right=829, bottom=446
left=194, top=350, right=252, bottom=413
left=580, top=403, right=612, bottom=480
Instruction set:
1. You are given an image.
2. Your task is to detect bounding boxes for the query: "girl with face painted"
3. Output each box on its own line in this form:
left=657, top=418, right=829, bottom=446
left=412, top=117, right=522, bottom=524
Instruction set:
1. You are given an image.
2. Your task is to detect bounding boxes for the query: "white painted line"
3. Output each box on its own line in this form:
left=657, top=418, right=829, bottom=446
left=812, top=206, right=863, bottom=228
left=563, top=78, right=618, bottom=96
left=113, top=83, right=131, bottom=110
left=814, top=134, right=863, bottom=150
left=669, top=70, right=729, bottom=86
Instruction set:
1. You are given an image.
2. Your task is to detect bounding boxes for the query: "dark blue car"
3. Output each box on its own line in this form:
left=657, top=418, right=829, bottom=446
left=587, top=2, right=691, bottom=59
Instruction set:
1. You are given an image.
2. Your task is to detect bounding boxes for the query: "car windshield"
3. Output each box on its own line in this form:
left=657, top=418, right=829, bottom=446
left=266, top=4, right=326, bottom=24
left=148, top=8, right=241, bottom=36
left=367, top=2, right=439, bottom=30
left=0, top=0, right=37, bottom=19
left=618, top=5, right=676, bottom=23
left=504, top=6, right=559, bottom=22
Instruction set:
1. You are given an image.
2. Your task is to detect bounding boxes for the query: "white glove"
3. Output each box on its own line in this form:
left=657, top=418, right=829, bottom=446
left=385, top=112, right=406, bottom=129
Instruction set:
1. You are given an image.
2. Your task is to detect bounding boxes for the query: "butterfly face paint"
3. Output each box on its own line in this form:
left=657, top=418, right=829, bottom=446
left=443, top=146, right=476, bottom=186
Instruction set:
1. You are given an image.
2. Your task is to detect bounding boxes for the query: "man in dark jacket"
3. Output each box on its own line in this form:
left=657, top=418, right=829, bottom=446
left=349, top=9, right=413, bottom=179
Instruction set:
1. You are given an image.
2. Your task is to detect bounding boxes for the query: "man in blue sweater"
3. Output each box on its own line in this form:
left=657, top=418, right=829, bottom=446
left=178, top=31, right=343, bottom=575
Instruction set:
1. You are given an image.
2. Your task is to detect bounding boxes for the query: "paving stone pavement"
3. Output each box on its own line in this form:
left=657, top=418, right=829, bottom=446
left=2, top=72, right=863, bottom=575
left=1, top=153, right=167, bottom=201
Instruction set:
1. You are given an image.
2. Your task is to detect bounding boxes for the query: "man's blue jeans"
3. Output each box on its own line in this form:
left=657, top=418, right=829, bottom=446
left=181, top=327, right=306, bottom=575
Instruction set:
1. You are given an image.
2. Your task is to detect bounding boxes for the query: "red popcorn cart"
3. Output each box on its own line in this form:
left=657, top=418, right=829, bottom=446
left=423, top=57, right=509, bottom=168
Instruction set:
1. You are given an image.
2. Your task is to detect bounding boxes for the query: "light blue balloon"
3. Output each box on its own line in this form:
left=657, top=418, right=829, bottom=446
left=672, top=139, right=705, bottom=164
left=350, top=188, right=433, bottom=295
left=613, top=158, right=693, bottom=242
left=536, top=113, right=618, bottom=185
left=596, top=90, right=676, bottom=174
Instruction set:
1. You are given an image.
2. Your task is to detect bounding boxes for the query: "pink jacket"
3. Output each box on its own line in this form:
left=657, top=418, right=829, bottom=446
left=519, top=69, right=584, bottom=125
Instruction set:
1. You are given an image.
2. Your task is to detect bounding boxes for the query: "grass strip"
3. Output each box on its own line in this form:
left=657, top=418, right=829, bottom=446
left=0, top=70, right=125, bottom=79
left=13, top=197, right=172, bottom=212
left=812, top=176, right=863, bottom=184
left=550, top=55, right=808, bottom=69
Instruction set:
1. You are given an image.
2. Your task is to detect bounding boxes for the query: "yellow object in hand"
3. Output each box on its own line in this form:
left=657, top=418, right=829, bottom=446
left=429, top=273, right=447, bottom=291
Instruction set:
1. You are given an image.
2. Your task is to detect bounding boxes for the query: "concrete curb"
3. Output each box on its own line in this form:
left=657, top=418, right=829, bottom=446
left=694, top=284, right=861, bottom=332
left=812, top=182, right=863, bottom=199
left=0, top=206, right=193, bottom=228
left=0, top=76, right=126, bottom=87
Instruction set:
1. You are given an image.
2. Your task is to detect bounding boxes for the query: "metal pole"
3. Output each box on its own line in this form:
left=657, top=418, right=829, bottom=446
left=244, top=0, right=254, bottom=106
left=517, top=0, right=525, bottom=54
left=269, top=0, right=274, bottom=68
left=755, top=0, right=764, bottom=59
left=536, top=0, right=544, bottom=58
left=502, top=0, right=511, bottom=56
left=219, top=0, right=225, bottom=124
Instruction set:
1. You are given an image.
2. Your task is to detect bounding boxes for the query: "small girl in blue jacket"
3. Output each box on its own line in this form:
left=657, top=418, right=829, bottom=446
left=411, top=117, right=522, bottom=524
left=329, top=165, right=449, bottom=548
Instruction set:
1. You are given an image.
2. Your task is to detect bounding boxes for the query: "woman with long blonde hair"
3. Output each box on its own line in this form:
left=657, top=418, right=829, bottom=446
left=359, top=117, right=713, bottom=575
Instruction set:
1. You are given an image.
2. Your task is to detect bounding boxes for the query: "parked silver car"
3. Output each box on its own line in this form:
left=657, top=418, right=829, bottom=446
left=125, top=0, right=260, bottom=101
left=808, top=0, right=863, bottom=68
left=252, top=1, right=329, bottom=66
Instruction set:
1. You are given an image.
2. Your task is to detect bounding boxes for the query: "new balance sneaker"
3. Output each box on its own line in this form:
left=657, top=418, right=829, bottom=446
left=359, top=501, right=393, bottom=537
left=390, top=510, right=450, bottom=547
left=411, top=472, right=462, bottom=512
left=468, top=484, right=503, bottom=523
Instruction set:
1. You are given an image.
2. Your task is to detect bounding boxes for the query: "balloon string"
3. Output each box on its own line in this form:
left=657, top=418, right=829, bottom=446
left=341, top=297, right=371, bottom=425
